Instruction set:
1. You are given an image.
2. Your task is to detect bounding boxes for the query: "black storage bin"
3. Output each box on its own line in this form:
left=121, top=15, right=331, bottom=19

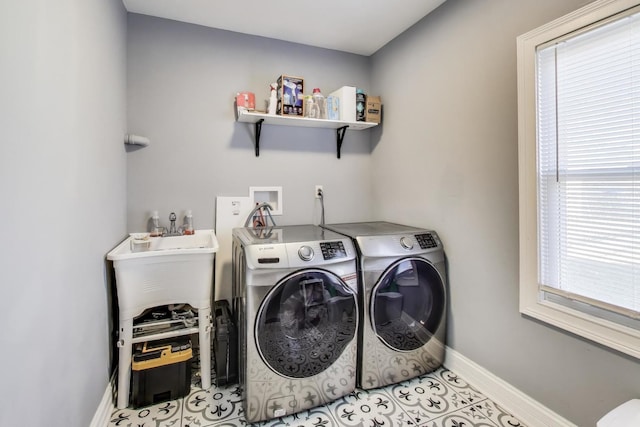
left=213, top=300, right=238, bottom=386
left=131, top=337, right=192, bottom=408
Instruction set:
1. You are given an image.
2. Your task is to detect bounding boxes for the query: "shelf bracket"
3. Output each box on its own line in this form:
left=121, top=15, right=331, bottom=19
left=254, top=119, right=264, bottom=157
left=336, top=125, right=349, bottom=159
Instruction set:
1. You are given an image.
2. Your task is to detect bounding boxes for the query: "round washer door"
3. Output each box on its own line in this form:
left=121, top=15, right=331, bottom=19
left=256, top=269, right=357, bottom=378
left=371, top=257, right=445, bottom=351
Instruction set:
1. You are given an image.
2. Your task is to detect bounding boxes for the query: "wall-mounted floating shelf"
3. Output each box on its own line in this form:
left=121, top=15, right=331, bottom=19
left=236, top=110, right=378, bottom=158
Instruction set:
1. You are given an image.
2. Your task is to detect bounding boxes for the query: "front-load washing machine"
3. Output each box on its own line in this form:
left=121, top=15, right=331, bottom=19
left=232, top=225, right=359, bottom=423
left=321, top=221, right=447, bottom=390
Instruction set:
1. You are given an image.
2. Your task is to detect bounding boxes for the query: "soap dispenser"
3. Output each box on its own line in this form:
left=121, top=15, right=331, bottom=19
left=150, top=211, right=163, bottom=237
left=183, top=210, right=194, bottom=235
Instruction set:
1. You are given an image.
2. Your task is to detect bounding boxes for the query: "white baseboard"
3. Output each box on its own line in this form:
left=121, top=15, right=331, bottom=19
left=444, top=346, right=577, bottom=427
left=90, top=381, right=114, bottom=427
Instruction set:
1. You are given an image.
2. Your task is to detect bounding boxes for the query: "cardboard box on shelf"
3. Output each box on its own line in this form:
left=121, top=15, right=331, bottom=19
left=329, top=86, right=356, bottom=122
left=365, top=96, right=382, bottom=123
left=276, top=75, right=304, bottom=116
left=327, top=95, right=340, bottom=121
left=235, top=92, right=255, bottom=113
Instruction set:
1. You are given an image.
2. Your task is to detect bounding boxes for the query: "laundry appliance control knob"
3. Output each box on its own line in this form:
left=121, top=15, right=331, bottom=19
left=298, top=245, right=314, bottom=261
left=400, top=236, right=414, bottom=250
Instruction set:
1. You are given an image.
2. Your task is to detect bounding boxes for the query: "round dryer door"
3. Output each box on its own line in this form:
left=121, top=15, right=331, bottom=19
left=371, top=257, right=445, bottom=352
left=255, top=269, right=357, bottom=379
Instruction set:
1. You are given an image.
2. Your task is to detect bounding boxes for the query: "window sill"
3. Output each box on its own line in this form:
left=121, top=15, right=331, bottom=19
left=520, top=294, right=640, bottom=359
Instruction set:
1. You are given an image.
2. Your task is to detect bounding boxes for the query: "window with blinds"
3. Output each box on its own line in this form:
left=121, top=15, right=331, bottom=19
left=536, top=9, right=640, bottom=323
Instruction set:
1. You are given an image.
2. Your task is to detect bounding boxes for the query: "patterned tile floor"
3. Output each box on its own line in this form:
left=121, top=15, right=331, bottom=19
left=108, top=366, right=527, bottom=427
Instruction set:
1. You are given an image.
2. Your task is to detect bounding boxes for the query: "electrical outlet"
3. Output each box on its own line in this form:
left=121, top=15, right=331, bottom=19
left=315, top=185, right=323, bottom=199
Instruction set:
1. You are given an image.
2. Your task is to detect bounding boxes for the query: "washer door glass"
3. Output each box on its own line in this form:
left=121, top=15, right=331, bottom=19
left=371, top=258, right=445, bottom=351
left=256, top=269, right=357, bottom=378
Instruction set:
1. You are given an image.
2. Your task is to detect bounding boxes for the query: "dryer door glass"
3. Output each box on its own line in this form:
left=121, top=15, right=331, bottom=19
left=255, top=269, right=357, bottom=379
left=371, top=258, right=445, bottom=351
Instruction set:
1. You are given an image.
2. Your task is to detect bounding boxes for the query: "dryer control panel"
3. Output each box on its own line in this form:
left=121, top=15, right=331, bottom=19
left=355, top=231, right=442, bottom=258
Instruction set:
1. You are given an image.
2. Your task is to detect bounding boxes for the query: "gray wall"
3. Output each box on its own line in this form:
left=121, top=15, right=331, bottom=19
left=0, top=1, right=127, bottom=426
left=126, top=14, right=375, bottom=235
left=370, top=0, right=640, bottom=425
left=3, top=1, right=637, bottom=425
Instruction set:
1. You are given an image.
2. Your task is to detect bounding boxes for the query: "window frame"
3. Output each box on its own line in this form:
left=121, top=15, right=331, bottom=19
left=517, top=0, right=640, bottom=359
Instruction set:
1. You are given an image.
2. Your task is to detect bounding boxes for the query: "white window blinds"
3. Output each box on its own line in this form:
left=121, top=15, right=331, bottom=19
left=537, top=9, right=640, bottom=319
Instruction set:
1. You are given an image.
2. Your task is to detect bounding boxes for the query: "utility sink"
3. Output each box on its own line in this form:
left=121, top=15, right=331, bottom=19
left=107, top=229, right=219, bottom=320
left=109, top=230, right=219, bottom=259
left=107, top=229, right=219, bottom=409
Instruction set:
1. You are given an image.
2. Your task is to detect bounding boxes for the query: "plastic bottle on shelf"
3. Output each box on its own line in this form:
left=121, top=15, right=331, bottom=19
left=356, top=89, right=366, bottom=121
left=183, top=210, right=194, bottom=235
left=312, top=88, right=327, bottom=119
left=304, top=95, right=315, bottom=118
left=150, top=211, right=162, bottom=237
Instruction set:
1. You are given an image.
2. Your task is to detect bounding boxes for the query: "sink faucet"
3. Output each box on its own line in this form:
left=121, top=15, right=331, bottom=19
left=166, top=212, right=181, bottom=236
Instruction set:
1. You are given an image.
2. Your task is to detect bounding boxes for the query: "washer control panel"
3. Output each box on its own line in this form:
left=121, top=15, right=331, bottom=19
left=416, top=233, right=438, bottom=249
left=297, top=245, right=314, bottom=261
left=400, top=236, right=414, bottom=250
left=320, top=241, right=347, bottom=260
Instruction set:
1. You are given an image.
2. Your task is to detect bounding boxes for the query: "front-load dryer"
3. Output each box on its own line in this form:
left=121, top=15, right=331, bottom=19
left=232, top=225, right=358, bottom=423
left=321, top=221, right=447, bottom=390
